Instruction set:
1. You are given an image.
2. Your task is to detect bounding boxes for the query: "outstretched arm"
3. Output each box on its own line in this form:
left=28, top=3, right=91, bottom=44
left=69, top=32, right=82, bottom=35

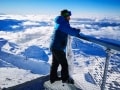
left=58, top=23, right=80, bottom=37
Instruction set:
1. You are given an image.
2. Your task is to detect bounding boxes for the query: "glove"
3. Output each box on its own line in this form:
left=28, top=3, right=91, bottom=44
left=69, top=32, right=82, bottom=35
left=76, top=28, right=81, bottom=32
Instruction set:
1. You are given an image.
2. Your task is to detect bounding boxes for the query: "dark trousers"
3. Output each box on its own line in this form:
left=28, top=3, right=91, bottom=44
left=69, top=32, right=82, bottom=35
left=50, top=49, right=69, bottom=82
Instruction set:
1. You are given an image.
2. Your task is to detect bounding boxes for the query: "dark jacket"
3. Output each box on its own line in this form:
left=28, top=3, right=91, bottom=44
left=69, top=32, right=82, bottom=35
left=50, top=16, right=80, bottom=51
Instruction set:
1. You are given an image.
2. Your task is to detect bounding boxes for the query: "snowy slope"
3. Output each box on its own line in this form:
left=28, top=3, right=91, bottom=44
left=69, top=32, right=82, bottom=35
left=0, top=15, right=120, bottom=90
left=0, top=67, right=40, bottom=89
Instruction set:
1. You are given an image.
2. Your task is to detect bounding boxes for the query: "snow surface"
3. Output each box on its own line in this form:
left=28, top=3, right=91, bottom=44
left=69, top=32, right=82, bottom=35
left=0, top=15, right=120, bottom=90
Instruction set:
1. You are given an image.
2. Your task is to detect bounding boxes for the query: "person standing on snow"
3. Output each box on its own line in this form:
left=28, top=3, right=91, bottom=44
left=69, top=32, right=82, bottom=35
left=50, top=9, right=80, bottom=84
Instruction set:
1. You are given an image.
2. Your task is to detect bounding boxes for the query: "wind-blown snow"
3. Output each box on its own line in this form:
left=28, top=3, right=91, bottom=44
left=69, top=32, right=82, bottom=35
left=0, top=15, right=120, bottom=90
left=21, top=45, right=49, bottom=61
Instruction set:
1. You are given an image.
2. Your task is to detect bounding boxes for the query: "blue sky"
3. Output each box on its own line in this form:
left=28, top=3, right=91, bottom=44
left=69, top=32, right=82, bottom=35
left=0, top=0, right=120, bottom=17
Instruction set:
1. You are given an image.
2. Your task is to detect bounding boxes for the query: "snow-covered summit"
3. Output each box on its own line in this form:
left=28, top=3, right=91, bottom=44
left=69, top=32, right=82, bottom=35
left=0, top=15, right=120, bottom=90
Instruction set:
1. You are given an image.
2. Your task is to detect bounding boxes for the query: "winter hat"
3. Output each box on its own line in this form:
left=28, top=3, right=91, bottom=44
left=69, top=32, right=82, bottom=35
left=61, top=9, right=71, bottom=17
